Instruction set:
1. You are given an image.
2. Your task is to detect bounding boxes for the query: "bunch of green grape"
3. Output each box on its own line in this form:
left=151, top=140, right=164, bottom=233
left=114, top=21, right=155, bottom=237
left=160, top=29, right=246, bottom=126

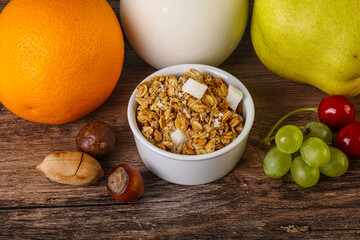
left=263, top=122, right=349, bottom=188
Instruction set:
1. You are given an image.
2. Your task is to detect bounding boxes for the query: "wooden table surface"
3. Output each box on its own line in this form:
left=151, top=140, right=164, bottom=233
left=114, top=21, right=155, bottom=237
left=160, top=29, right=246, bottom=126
left=1, top=1, right=360, bottom=239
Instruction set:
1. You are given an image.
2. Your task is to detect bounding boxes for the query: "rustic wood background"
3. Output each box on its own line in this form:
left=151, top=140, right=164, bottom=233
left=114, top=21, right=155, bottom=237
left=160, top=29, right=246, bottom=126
left=1, top=0, right=359, bottom=239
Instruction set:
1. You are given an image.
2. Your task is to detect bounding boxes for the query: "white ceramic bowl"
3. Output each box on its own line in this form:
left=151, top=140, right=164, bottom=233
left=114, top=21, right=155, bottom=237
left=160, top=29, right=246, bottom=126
left=127, top=64, right=255, bottom=185
left=120, top=0, right=249, bottom=69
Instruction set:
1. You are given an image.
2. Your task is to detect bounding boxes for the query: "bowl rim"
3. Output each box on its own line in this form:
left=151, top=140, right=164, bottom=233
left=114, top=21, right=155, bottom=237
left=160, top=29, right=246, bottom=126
left=127, top=64, right=255, bottom=162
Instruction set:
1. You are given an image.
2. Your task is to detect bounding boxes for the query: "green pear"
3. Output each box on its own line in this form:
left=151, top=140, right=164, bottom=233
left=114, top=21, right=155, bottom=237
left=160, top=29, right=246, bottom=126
left=251, top=0, right=360, bottom=96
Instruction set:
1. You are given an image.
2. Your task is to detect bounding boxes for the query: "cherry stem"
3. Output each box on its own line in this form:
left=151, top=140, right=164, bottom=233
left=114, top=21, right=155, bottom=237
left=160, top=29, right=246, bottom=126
left=264, top=107, right=318, bottom=145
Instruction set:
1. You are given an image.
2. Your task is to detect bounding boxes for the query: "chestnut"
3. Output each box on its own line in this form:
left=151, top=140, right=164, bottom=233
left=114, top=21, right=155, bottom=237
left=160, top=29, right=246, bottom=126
left=76, top=121, right=115, bottom=156
left=106, top=164, right=143, bottom=203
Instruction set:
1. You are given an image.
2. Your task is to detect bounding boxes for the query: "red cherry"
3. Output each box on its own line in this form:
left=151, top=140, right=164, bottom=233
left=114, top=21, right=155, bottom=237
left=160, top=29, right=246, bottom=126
left=334, top=121, right=360, bottom=158
left=318, top=95, right=355, bottom=129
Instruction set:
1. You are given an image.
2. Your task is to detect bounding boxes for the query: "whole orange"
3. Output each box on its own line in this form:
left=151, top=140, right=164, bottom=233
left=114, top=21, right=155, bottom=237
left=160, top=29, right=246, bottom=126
left=0, top=0, right=124, bottom=124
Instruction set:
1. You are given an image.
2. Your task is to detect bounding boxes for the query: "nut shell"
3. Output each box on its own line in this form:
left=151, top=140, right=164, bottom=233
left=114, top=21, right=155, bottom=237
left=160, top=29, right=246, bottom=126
left=106, top=164, right=143, bottom=202
left=36, top=151, right=104, bottom=185
left=76, top=121, right=116, bottom=156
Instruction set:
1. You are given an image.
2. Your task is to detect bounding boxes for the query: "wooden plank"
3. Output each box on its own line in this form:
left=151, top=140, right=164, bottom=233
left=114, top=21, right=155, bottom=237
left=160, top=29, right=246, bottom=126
left=1, top=198, right=360, bottom=239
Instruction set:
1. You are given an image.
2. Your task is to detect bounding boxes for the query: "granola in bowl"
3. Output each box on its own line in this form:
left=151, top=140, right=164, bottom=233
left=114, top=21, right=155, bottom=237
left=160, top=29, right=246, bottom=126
left=135, top=69, right=244, bottom=155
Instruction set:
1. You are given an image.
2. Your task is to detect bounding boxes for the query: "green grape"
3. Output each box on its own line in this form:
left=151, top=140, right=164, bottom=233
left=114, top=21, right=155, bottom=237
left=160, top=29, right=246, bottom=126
left=290, top=156, right=320, bottom=188
left=263, top=147, right=292, bottom=178
left=275, top=125, right=303, bottom=154
left=319, top=146, right=349, bottom=177
left=300, top=137, right=331, bottom=168
left=303, top=122, right=333, bottom=144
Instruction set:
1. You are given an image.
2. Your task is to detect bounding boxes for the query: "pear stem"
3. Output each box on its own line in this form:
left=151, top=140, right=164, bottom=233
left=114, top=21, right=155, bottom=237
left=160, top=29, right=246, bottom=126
left=264, top=107, right=318, bottom=145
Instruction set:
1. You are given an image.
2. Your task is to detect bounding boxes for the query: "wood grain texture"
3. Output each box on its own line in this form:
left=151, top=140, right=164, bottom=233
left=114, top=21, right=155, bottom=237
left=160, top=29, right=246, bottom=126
left=1, top=0, right=360, bottom=239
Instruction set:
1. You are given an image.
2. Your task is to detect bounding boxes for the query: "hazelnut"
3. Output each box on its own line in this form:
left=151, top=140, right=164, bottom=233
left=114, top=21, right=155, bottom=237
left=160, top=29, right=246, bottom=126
left=76, top=121, right=115, bottom=156
left=106, top=164, right=143, bottom=202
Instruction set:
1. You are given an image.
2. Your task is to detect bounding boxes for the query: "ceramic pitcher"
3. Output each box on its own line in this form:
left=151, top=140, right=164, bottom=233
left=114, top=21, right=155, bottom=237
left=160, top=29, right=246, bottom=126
left=120, top=0, right=249, bottom=69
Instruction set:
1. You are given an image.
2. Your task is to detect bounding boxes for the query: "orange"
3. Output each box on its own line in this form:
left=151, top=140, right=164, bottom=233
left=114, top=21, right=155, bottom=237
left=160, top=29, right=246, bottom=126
left=0, top=0, right=124, bottom=124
